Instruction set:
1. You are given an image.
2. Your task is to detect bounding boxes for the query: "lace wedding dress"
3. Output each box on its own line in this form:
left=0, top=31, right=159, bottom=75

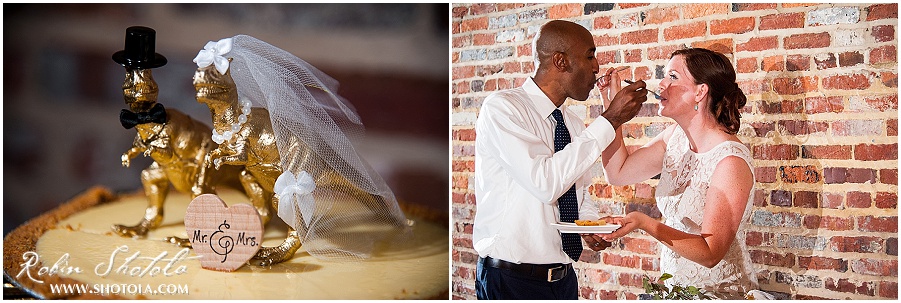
left=655, top=127, right=756, bottom=299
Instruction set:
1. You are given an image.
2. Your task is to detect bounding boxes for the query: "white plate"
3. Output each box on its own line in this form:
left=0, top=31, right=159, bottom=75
left=551, top=222, right=621, bottom=234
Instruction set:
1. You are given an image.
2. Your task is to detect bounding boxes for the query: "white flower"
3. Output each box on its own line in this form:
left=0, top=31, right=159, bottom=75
left=193, top=38, right=233, bottom=74
left=275, top=171, right=316, bottom=230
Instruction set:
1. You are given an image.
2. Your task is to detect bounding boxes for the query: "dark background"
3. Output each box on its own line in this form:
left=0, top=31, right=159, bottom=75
left=3, top=3, right=449, bottom=234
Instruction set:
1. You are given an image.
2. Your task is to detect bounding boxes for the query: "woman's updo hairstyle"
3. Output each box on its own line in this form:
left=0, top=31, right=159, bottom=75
left=671, top=48, right=747, bottom=134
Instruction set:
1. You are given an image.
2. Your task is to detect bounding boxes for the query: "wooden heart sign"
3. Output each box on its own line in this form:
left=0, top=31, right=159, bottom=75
left=184, top=194, right=262, bottom=272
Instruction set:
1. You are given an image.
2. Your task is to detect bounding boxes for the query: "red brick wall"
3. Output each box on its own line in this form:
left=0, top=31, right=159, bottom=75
left=452, top=3, right=898, bottom=300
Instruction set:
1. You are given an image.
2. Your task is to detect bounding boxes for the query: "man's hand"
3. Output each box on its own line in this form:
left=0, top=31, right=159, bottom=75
left=581, top=234, right=613, bottom=251
left=600, top=79, right=647, bottom=129
left=596, top=67, right=623, bottom=105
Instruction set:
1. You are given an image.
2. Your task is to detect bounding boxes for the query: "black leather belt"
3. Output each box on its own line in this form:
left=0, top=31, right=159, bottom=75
left=481, top=256, right=571, bottom=282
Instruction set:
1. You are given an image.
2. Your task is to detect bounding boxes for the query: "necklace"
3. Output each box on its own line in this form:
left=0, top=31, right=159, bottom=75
left=211, top=97, right=252, bottom=144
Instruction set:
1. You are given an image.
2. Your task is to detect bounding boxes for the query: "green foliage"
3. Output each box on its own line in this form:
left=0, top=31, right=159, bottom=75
left=642, top=273, right=714, bottom=300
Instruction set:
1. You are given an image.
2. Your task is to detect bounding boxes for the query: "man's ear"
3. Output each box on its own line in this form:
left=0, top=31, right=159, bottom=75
left=552, top=51, right=567, bottom=71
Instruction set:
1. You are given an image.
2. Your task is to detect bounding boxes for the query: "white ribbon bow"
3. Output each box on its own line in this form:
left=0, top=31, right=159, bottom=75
left=193, top=38, right=233, bottom=75
left=274, top=171, right=316, bottom=230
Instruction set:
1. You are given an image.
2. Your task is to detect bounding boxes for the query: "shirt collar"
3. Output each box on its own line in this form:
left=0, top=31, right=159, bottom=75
left=522, top=77, right=563, bottom=120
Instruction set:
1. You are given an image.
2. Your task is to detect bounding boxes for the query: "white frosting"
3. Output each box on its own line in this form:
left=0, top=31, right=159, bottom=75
left=33, top=190, right=447, bottom=299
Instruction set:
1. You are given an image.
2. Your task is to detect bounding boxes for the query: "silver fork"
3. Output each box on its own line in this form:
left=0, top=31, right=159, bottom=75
left=623, top=79, right=661, bottom=100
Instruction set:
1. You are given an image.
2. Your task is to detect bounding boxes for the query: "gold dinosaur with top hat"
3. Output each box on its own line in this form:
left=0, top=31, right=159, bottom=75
left=111, top=26, right=244, bottom=245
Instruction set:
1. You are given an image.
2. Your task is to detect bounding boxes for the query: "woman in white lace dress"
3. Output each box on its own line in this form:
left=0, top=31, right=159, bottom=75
left=597, top=48, right=755, bottom=299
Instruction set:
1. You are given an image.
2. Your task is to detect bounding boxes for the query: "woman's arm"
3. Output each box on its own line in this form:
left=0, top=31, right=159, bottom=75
left=603, top=155, right=754, bottom=268
left=600, top=124, right=669, bottom=186
left=595, top=68, right=667, bottom=185
left=596, top=68, right=669, bottom=185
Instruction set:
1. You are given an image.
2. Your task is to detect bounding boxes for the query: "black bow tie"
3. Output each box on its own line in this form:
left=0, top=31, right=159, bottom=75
left=120, top=103, right=168, bottom=129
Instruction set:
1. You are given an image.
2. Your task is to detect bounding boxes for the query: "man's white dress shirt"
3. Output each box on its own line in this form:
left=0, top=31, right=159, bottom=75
left=473, top=77, right=616, bottom=265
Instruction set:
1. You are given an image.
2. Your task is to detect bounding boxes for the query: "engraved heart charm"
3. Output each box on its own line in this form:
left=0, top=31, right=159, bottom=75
left=184, top=194, right=262, bottom=272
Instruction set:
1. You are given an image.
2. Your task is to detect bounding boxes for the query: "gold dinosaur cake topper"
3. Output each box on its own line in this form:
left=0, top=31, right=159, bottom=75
left=111, top=29, right=409, bottom=269
left=110, top=26, right=244, bottom=246
left=193, top=35, right=411, bottom=265
left=193, top=63, right=301, bottom=266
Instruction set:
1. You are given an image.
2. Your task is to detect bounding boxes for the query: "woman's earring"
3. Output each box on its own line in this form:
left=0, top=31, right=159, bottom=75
left=694, top=104, right=698, bottom=111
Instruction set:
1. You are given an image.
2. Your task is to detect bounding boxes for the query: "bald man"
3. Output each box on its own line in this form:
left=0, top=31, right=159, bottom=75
left=472, top=20, right=647, bottom=299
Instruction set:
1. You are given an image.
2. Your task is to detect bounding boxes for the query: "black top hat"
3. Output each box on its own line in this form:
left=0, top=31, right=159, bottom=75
left=112, top=26, right=167, bottom=69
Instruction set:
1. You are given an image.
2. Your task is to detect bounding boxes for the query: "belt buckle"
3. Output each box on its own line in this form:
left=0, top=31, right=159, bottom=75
left=547, top=265, right=564, bottom=282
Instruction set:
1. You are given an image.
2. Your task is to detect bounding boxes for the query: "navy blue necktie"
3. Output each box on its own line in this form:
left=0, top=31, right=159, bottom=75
left=551, top=109, right=582, bottom=261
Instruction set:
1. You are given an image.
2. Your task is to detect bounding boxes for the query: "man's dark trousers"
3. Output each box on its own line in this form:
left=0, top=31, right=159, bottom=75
left=475, top=257, right=577, bottom=300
